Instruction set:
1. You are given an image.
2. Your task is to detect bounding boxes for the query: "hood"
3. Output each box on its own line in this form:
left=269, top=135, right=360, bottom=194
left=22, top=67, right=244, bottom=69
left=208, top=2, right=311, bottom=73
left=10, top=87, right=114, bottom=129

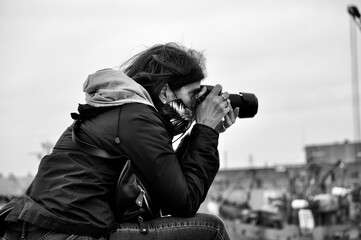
left=83, top=68, right=155, bottom=108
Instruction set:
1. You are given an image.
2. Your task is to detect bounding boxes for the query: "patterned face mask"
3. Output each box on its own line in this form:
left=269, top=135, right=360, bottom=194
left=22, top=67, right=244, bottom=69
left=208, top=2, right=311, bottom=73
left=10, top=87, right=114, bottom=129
left=159, top=98, right=194, bottom=135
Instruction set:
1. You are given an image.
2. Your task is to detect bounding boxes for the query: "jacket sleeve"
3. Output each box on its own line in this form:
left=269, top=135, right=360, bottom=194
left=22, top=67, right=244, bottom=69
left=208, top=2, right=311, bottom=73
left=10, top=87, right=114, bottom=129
left=117, top=104, right=220, bottom=217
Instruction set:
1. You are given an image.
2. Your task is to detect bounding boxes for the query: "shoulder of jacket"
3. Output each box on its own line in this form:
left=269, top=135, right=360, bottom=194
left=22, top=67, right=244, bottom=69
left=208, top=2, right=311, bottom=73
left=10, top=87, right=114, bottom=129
left=121, top=103, right=162, bottom=122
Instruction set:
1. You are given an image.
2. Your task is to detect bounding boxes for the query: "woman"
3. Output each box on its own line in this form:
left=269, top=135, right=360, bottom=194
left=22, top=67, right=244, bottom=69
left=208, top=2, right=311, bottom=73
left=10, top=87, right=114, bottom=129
left=1, top=43, right=239, bottom=239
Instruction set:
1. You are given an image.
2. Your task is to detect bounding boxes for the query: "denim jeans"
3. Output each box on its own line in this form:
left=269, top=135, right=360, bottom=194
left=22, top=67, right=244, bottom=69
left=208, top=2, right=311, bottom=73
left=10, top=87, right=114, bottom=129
left=1, top=222, right=108, bottom=240
left=2, top=224, right=106, bottom=240
left=2, top=213, right=230, bottom=240
left=111, top=213, right=230, bottom=240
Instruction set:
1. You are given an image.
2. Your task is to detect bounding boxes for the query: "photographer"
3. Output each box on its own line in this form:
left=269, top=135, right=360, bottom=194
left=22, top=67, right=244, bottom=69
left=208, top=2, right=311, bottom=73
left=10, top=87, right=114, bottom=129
left=1, top=43, right=238, bottom=239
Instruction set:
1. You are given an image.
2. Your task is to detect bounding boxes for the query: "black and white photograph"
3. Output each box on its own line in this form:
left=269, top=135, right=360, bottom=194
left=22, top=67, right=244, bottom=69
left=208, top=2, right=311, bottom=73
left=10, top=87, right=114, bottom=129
left=0, top=0, right=360, bottom=239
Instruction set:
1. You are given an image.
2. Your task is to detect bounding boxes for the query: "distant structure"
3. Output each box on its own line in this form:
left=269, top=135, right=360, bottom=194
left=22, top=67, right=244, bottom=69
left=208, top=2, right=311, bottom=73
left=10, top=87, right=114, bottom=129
left=29, top=140, right=54, bottom=161
left=0, top=174, right=34, bottom=208
left=348, top=5, right=361, bottom=141
left=305, top=140, right=361, bottom=164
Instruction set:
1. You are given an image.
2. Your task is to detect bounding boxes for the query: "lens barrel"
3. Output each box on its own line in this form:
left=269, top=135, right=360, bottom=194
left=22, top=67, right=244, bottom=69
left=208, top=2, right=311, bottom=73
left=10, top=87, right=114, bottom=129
left=200, top=85, right=258, bottom=118
left=229, top=92, right=258, bottom=118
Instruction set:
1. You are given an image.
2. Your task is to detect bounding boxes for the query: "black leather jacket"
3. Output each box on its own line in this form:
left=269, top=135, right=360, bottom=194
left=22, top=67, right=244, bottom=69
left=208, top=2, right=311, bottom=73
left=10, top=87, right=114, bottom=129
left=4, top=103, right=220, bottom=237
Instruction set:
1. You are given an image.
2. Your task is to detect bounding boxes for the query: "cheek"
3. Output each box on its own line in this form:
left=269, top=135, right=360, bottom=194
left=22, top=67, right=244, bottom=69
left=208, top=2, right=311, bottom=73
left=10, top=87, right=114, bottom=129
left=183, top=97, right=194, bottom=109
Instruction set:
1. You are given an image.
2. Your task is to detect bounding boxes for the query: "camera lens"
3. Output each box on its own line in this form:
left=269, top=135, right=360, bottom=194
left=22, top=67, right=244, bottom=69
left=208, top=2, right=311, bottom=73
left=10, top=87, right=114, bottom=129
left=198, top=85, right=258, bottom=118
left=229, top=92, right=258, bottom=118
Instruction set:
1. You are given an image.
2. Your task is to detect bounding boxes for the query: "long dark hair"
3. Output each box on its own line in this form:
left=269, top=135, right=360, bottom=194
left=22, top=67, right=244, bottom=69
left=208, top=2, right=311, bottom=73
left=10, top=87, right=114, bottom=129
left=121, top=43, right=206, bottom=104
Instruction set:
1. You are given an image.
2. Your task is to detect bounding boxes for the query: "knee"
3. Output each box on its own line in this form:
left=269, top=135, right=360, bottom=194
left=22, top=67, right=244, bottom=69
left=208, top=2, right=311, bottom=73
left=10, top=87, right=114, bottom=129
left=197, top=213, right=230, bottom=240
left=197, top=213, right=227, bottom=231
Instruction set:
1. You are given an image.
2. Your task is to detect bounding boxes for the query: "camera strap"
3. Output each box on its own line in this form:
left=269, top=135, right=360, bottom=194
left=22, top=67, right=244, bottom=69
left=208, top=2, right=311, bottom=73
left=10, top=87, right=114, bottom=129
left=72, top=118, right=126, bottom=160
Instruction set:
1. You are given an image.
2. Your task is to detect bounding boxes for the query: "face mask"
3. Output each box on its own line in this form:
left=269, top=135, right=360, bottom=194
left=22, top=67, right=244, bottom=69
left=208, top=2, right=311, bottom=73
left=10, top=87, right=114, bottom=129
left=159, top=98, right=194, bottom=135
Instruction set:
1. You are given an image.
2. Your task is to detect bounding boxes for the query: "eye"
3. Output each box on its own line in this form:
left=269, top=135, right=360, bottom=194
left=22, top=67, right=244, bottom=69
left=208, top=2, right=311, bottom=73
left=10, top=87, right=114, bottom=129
left=190, top=90, right=201, bottom=104
left=190, top=91, right=198, bottom=100
left=192, top=89, right=201, bottom=97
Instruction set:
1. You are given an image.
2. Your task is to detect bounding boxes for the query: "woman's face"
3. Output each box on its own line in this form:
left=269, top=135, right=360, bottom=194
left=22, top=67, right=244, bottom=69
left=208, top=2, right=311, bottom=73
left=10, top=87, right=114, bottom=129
left=168, top=81, right=201, bottom=108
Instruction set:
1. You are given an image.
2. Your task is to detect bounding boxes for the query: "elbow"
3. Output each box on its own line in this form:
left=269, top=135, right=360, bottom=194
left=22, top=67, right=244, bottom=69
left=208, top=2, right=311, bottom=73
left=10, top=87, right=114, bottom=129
left=163, top=193, right=201, bottom=217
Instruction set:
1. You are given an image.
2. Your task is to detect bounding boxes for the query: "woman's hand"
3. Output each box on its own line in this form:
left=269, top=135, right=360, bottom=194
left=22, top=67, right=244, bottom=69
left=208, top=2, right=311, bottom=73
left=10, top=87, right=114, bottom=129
left=195, top=84, right=239, bottom=132
left=215, top=105, right=239, bottom=133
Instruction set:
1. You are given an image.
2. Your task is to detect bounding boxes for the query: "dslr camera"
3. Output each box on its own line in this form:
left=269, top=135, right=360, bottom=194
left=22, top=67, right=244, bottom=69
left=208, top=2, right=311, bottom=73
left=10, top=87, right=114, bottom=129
left=197, top=85, right=258, bottom=118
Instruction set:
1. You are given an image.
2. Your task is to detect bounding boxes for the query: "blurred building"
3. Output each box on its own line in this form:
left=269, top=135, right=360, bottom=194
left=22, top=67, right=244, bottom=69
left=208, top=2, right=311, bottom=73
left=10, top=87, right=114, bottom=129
left=305, top=140, right=361, bottom=164
left=200, top=140, right=361, bottom=217
left=0, top=174, right=34, bottom=209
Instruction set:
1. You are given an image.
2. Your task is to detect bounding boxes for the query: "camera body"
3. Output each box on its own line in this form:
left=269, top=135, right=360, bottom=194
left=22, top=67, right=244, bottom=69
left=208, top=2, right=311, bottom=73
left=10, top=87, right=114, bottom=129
left=197, top=85, right=258, bottom=118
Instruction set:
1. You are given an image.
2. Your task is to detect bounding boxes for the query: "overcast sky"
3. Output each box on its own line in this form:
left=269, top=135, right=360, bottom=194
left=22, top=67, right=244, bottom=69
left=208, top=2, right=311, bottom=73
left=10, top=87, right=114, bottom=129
left=1, top=0, right=360, bottom=176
